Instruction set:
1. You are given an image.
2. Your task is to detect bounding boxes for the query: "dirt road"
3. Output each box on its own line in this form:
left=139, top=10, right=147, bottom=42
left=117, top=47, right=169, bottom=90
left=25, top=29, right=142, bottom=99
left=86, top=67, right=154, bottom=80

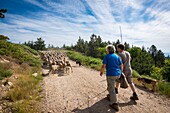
left=42, top=59, right=170, bottom=113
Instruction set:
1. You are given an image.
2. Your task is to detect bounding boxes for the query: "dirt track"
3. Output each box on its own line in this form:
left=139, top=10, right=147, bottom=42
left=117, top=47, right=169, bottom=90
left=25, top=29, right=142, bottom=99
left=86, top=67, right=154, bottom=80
left=42, top=59, right=170, bottom=113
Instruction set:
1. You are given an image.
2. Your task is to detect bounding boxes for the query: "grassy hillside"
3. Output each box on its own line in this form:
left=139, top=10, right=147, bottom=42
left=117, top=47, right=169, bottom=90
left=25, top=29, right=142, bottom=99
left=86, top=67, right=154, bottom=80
left=0, top=39, right=43, bottom=113
left=0, top=40, right=41, bottom=66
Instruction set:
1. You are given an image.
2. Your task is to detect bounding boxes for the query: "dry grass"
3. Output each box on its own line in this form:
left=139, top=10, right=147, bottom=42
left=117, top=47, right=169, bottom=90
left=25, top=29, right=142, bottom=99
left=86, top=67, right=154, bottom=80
left=6, top=72, right=43, bottom=113
left=0, top=61, right=43, bottom=113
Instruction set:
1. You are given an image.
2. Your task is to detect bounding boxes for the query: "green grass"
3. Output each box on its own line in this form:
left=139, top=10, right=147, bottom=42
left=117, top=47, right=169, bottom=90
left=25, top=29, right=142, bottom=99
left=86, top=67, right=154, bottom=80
left=0, top=39, right=43, bottom=112
left=157, top=81, right=170, bottom=98
left=66, top=50, right=102, bottom=70
left=132, top=70, right=140, bottom=78
left=0, top=62, right=13, bottom=80
left=20, top=44, right=39, bottom=56
left=0, top=40, right=41, bottom=67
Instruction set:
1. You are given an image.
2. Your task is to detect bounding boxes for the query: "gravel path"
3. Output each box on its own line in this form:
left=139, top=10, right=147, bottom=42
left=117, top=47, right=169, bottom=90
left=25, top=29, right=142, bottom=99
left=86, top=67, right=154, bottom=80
left=42, top=59, right=170, bottom=113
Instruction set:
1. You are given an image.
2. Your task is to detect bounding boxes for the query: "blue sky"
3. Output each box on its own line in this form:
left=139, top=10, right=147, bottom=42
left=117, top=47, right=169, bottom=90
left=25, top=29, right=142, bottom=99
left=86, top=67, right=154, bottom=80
left=0, top=0, right=170, bottom=55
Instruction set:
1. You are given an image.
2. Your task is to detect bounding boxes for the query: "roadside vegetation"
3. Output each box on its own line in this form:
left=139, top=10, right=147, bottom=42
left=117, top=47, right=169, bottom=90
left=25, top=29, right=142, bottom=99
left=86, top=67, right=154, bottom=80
left=0, top=62, right=13, bottom=80
left=0, top=34, right=43, bottom=113
left=67, top=50, right=102, bottom=70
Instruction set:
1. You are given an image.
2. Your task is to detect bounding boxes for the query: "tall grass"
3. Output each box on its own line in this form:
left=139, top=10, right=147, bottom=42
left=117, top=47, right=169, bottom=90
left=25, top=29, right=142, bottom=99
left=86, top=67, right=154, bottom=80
left=6, top=73, right=43, bottom=113
left=157, top=81, right=170, bottom=98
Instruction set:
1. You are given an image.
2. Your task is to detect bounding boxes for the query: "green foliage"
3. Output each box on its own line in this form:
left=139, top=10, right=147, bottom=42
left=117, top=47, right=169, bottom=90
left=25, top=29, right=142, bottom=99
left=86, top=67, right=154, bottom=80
left=149, top=45, right=165, bottom=67
left=161, top=59, right=170, bottom=82
left=0, top=34, right=9, bottom=41
left=0, top=40, right=41, bottom=67
left=157, top=81, right=170, bottom=98
left=67, top=34, right=131, bottom=59
left=0, top=70, right=13, bottom=80
left=98, top=47, right=106, bottom=59
left=24, top=37, right=46, bottom=51
left=0, top=62, right=13, bottom=80
left=86, top=34, right=102, bottom=58
left=66, top=51, right=102, bottom=70
left=128, top=47, right=153, bottom=75
left=132, top=70, right=140, bottom=78
left=64, top=34, right=169, bottom=82
left=34, top=37, right=46, bottom=50
left=150, top=66, right=162, bottom=80
left=21, top=45, right=39, bottom=55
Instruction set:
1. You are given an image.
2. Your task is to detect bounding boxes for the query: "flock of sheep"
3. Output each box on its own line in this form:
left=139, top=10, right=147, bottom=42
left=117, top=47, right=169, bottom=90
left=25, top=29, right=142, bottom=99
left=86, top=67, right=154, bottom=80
left=40, top=51, right=73, bottom=75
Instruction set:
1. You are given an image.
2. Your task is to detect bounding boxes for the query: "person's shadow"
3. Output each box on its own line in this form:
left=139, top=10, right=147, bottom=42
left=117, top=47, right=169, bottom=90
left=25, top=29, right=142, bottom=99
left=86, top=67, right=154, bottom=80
left=72, top=97, right=137, bottom=113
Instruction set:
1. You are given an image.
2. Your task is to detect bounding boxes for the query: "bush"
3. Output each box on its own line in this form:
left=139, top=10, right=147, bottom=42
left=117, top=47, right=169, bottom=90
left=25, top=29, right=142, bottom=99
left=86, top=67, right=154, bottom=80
left=66, top=51, right=102, bottom=70
left=132, top=70, right=140, bottom=78
left=0, top=40, right=41, bottom=67
left=150, top=66, right=162, bottom=80
left=0, top=62, right=13, bottom=80
left=0, top=70, right=13, bottom=80
left=21, top=45, right=39, bottom=56
left=157, top=81, right=170, bottom=98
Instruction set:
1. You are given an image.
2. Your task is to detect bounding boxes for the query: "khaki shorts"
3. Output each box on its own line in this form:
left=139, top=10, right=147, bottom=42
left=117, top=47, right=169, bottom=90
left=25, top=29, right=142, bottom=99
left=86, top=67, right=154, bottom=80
left=117, top=68, right=133, bottom=84
left=124, top=68, right=132, bottom=84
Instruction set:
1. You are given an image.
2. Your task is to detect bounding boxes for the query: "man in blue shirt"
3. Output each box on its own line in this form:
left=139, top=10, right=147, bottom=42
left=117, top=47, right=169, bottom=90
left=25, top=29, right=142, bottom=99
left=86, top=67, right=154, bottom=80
left=100, top=45, right=123, bottom=111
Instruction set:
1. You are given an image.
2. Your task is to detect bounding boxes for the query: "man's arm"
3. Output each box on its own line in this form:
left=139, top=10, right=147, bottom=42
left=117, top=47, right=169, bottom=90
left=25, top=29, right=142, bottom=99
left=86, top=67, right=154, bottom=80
left=100, top=64, right=106, bottom=76
left=120, top=64, right=123, bottom=72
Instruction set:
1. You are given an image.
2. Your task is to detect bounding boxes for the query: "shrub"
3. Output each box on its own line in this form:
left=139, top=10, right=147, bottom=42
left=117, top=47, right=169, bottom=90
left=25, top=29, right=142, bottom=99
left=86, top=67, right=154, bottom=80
left=150, top=66, right=162, bottom=80
left=21, top=45, right=39, bottom=56
left=132, top=70, right=140, bottom=78
left=0, top=70, right=13, bottom=80
left=0, top=62, right=13, bottom=80
left=66, top=51, right=102, bottom=70
left=157, top=81, right=170, bottom=98
left=0, top=40, right=41, bottom=67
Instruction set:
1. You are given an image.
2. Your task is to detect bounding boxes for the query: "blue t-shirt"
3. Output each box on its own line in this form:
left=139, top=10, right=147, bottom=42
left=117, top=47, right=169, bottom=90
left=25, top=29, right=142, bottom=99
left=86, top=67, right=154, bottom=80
left=103, top=53, right=123, bottom=76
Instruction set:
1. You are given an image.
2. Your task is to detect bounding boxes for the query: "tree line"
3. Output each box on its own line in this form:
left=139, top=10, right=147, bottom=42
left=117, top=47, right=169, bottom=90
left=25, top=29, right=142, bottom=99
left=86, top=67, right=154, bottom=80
left=23, top=37, right=46, bottom=51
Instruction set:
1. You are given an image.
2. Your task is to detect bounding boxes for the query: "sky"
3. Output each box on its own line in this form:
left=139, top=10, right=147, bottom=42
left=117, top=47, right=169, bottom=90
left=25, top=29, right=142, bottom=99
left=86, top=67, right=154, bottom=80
left=0, top=0, right=170, bottom=55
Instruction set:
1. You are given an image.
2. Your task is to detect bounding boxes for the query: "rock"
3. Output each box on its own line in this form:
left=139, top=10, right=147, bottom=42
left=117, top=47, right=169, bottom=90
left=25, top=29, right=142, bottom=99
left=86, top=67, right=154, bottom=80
left=8, top=82, right=13, bottom=87
left=0, top=106, right=2, bottom=110
left=2, top=79, right=8, bottom=85
left=32, top=73, right=38, bottom=77
left=1, top=84, right=5, bottom=88
left=14, top=76, right=18, bottom=79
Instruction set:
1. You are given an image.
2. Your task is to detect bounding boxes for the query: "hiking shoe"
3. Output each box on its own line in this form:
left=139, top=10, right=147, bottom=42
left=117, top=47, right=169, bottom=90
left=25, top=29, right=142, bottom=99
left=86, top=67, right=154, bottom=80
left=115, top=88, right=118, bottom=94
left=109, top=103, right=119, bottom=111
left=107, top=94, right=110, bottom=101
left=130, top=92, right=139, bottom=100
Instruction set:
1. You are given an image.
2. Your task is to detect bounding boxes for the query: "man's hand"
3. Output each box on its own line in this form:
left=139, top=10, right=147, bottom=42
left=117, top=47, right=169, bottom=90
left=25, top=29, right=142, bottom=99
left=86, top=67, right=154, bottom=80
left=100, top=64, right=106, bottom=77
left=100, top=71, right=103, bottom=76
